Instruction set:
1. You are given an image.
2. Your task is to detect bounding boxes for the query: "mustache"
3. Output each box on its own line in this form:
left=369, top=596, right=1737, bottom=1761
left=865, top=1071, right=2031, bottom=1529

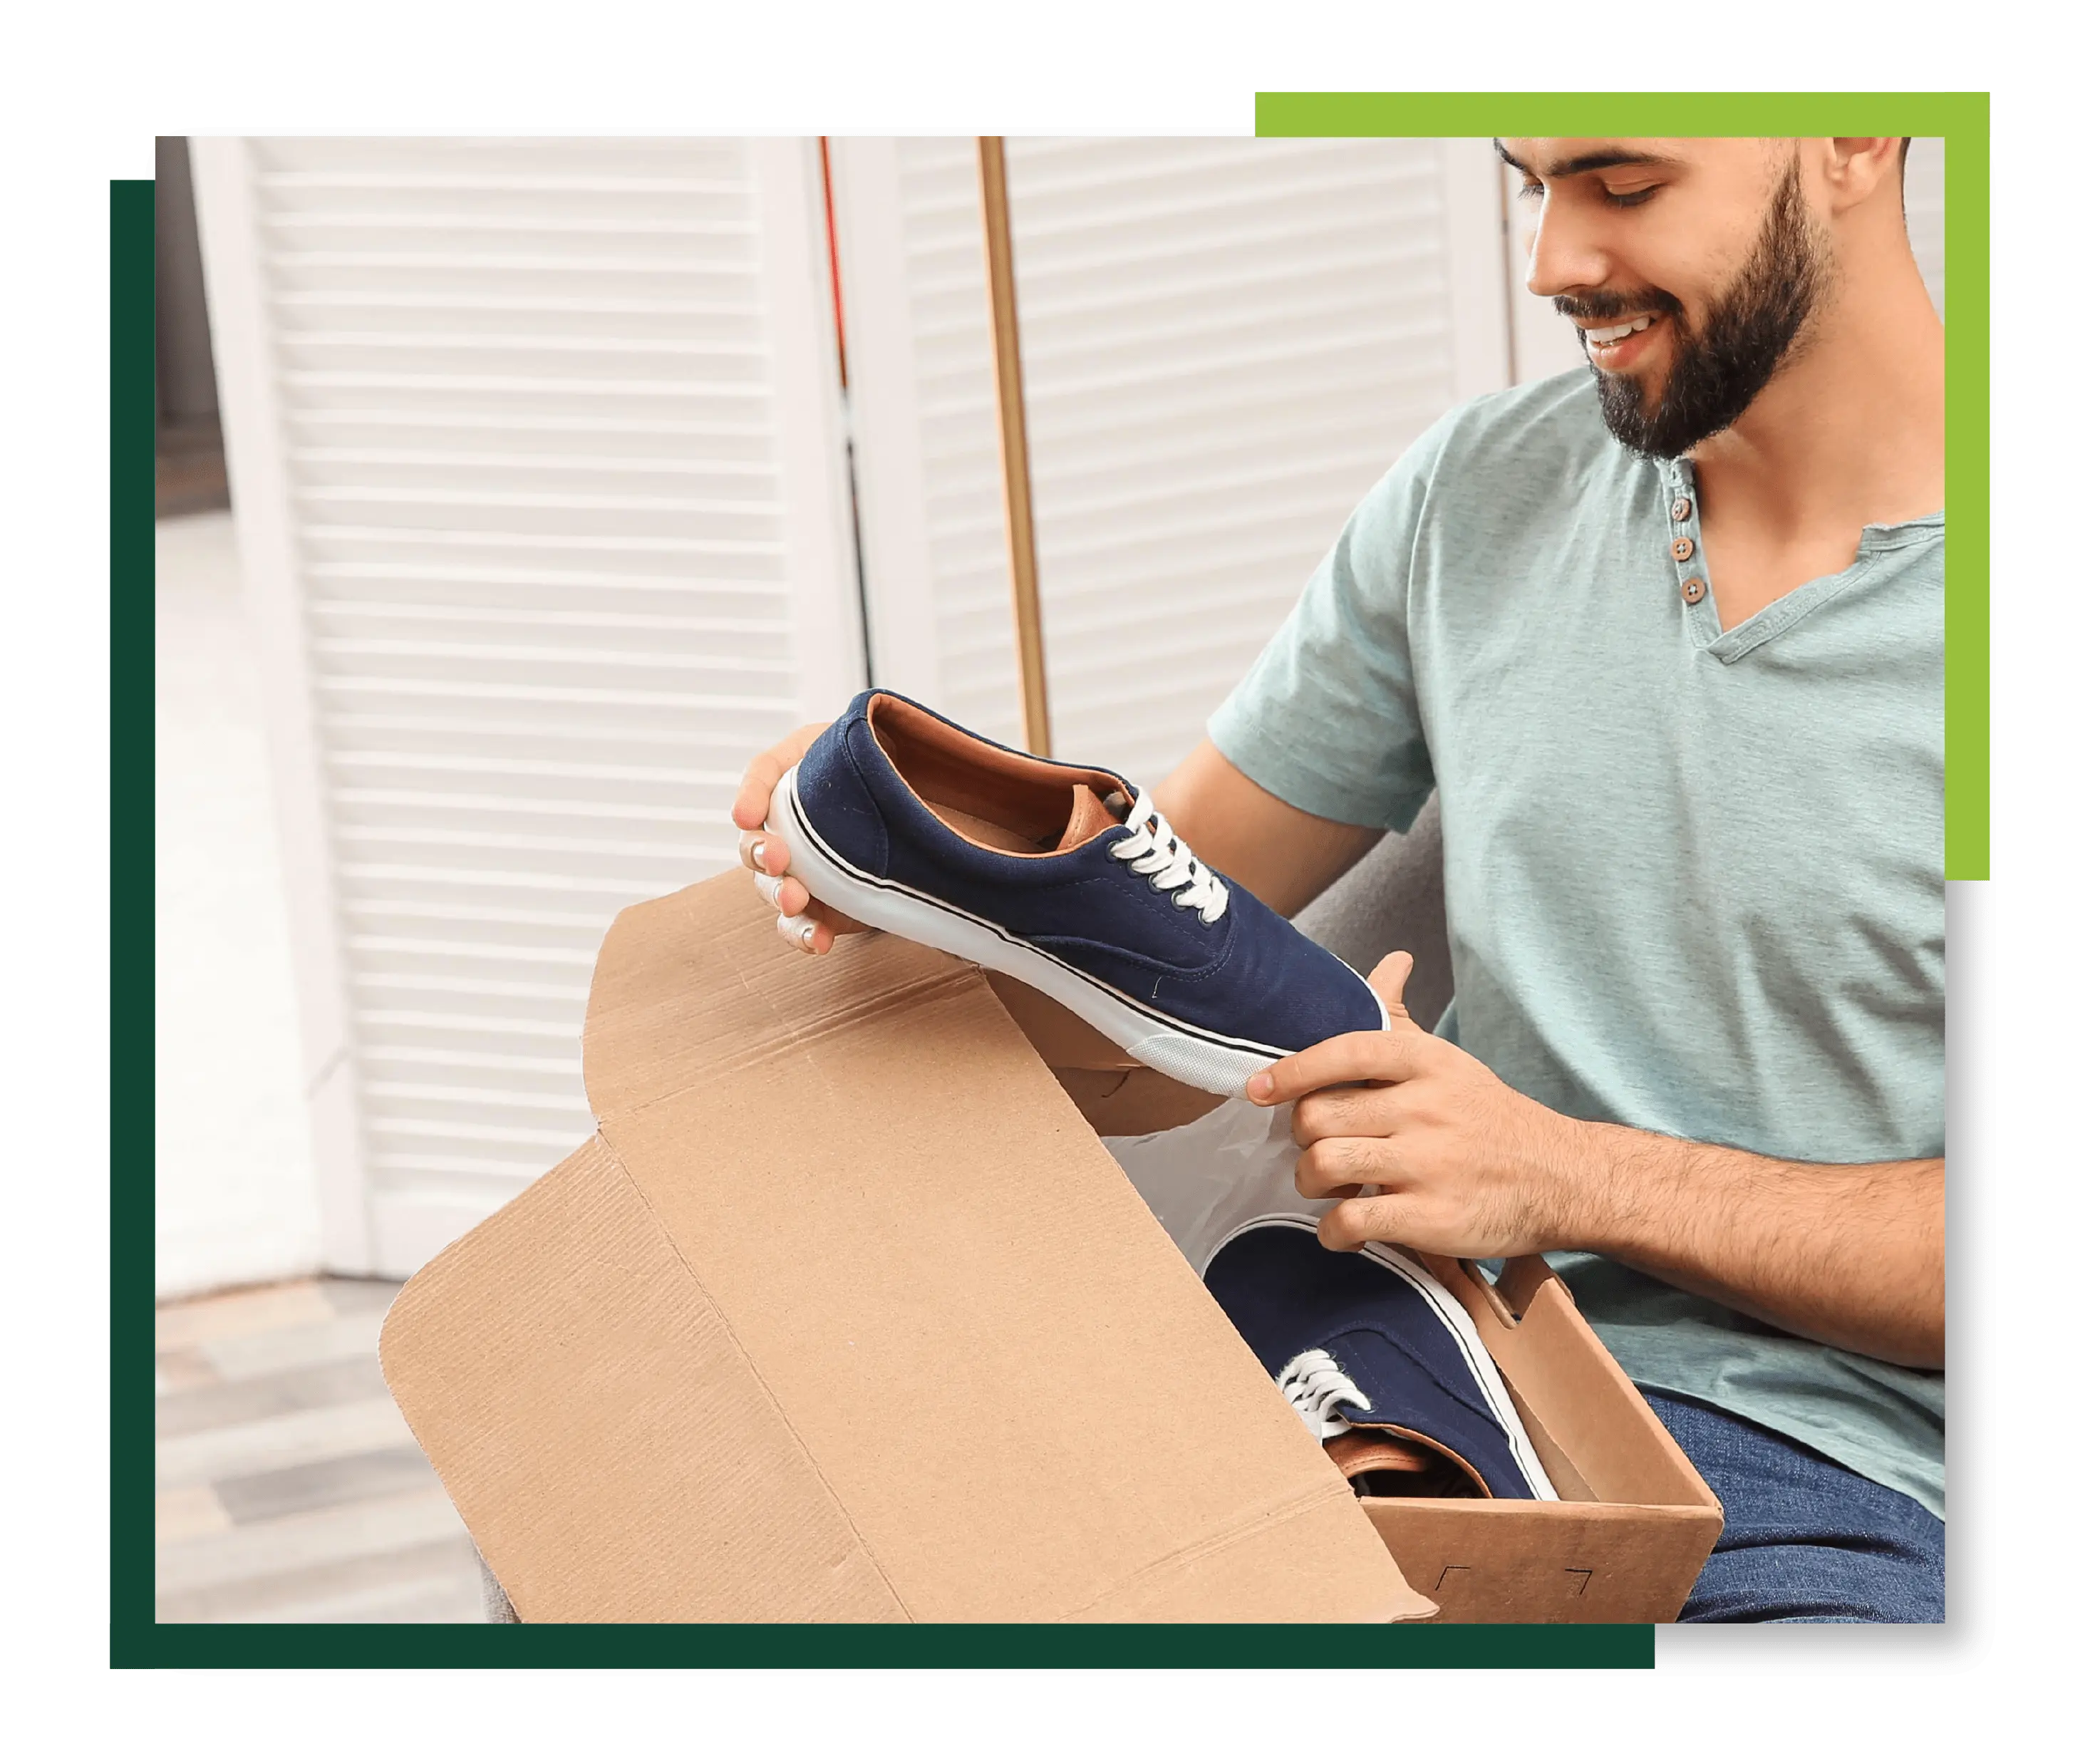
left=1553, top=289, right=1685, bottom=323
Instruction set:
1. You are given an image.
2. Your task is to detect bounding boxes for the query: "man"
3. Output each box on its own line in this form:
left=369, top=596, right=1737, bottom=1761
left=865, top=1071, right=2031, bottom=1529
left=734, top=138, right=1945, bottom=1622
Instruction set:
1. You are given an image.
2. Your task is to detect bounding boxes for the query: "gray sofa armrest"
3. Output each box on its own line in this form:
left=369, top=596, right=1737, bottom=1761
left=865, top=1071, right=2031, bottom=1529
left=1291, top=792, right=1451, bottom=1026
left=477, top=1549, right=519, bottom=1623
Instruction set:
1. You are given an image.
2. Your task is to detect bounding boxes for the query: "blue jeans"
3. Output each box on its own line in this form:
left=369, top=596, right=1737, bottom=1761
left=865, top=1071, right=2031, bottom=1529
left=1644, top=1390, right=1944, bottom=1623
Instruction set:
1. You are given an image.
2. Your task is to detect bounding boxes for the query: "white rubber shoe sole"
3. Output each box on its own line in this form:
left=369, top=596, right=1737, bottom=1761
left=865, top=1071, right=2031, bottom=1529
left=767, top=764, right=1298, bottom=1096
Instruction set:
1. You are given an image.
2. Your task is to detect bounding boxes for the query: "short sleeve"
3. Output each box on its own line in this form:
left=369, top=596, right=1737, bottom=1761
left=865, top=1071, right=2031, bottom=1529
left=1206, top=418, right=1450, bottom=833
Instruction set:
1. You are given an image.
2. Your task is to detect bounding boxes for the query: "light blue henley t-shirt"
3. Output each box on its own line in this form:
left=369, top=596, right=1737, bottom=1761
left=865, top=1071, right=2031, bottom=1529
left=1209, top=368, right=1945, bottom=1519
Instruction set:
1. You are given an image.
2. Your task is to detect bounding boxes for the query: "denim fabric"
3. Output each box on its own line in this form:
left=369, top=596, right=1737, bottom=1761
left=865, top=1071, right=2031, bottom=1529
left=794, top=689, right=1385, bottom=1054
left=795, top=709, right=891, bottom=876
left=1647, top=1389, right=1945, bottom=1623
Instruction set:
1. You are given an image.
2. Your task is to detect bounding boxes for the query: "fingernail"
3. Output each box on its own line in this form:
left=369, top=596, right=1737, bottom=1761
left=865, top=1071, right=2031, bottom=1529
left=1248, top=1070, right=1274, bottom=1101
left=751, top=837, right=769, bottom=869
left=753, top=872, right=785, bottom=909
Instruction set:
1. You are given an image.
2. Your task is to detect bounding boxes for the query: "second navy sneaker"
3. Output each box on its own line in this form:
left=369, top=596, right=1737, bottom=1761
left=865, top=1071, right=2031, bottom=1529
left=1203, top=1214, right=1559, bottom=1500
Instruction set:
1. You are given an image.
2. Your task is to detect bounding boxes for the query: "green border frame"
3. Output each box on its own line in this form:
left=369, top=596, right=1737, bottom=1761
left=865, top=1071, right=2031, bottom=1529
left=1258, top=94, right=1987, bottom=880
left=114, top=177, right=157, bottom=1654
left=120, top=95, right=1982, bottom=1665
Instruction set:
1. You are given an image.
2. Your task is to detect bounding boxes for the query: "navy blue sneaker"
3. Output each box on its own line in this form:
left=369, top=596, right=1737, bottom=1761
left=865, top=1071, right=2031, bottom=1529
left=1201, top=1215, right=1558, bottom=1500
left=765, top=688, right=1387, bottom=1095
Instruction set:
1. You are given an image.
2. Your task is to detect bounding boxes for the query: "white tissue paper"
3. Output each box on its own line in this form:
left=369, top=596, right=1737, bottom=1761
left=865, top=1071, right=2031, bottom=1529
left=1102, top=1095, right=1333, bottom=1278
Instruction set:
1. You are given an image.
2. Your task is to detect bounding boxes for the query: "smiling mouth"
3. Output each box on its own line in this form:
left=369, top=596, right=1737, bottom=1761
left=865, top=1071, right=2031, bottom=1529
left=1587, top=315, right=1653, bottom=344
left=1580, top=311, right=1665, bottom=368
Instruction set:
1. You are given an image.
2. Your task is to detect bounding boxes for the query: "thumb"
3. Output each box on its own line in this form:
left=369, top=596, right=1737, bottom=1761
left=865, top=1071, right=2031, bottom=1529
left=1366, top=950, right=1416, bottom=1021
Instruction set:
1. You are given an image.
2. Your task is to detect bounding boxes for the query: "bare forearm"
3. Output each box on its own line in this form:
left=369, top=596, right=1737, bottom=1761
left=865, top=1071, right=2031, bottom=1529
left=1251, top=929, right=1943, bottom=1373
left=1568, top=1124, right=1945, bottom=1370
left=1153, top=739, right=1382, bottom=917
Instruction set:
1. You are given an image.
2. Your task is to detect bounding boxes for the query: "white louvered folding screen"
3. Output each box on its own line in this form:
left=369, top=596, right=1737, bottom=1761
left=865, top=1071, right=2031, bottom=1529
left=832, top=137, right=1509, bottom=786
left=195, top=137, right=861, bottom=1276
left=1905, top=138, right=1946, bottom=319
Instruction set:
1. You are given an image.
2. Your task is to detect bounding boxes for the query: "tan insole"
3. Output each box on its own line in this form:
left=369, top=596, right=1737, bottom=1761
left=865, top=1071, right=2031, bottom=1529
left=925, top=798, right=1052, bottom=854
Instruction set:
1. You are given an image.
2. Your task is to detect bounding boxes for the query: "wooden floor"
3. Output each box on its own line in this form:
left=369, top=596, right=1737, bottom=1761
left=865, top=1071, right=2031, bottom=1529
left=155, top=1276, right=485, bottom=1623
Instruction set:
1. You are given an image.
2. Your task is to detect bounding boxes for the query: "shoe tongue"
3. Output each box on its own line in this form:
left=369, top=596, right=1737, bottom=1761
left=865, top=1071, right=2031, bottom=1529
left=1054, top=783, right=1122, bottom=852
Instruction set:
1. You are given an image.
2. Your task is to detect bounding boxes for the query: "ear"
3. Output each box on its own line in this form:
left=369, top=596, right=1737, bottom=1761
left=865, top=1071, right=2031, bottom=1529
left=1366, top=949, right=1416, bottom=1020
left=1824, top=138, right=1906, bottom=215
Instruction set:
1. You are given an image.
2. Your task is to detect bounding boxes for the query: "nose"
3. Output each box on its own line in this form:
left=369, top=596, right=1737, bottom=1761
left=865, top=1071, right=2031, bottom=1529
left=1524, top=189, right=1613, bottom=304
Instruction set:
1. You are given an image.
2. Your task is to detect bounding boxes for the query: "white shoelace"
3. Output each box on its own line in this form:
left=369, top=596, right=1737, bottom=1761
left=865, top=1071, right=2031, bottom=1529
left=1276, top=1348, right=1371, bottom=1441
left=1108, top=787, right=1229, bottom=923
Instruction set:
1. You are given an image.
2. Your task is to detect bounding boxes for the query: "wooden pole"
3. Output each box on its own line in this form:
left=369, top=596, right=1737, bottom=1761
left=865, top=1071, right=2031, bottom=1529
left=976, top=137, right=1053, bottom=756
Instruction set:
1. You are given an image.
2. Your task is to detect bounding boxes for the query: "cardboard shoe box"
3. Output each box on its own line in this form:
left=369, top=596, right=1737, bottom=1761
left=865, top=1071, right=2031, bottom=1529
left=380, top=872, right=1721, bottom=1623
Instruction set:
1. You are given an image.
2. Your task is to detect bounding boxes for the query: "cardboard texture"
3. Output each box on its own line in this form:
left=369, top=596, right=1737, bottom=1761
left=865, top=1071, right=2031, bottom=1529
left=382, top=872, right=1720, bottom=1625
left=383, top=872, right=1430, bottom=1623
left=981, top=971, right=1228, bottom=1135
left=1357, top=1255, right=1722, bottom=1623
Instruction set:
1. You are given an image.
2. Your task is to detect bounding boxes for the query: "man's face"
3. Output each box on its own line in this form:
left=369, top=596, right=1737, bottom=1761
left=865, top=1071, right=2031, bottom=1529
left=1498, top=138, right=1835, bottom=460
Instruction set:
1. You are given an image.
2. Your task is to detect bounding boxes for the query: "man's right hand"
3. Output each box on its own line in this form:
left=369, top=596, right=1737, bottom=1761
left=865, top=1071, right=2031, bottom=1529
left=730, top=723, right=867, bottom=954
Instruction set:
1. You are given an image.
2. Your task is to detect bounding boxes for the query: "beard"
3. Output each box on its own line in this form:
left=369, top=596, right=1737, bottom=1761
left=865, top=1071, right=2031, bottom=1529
left=1566, top=159, right=1835, bottom=460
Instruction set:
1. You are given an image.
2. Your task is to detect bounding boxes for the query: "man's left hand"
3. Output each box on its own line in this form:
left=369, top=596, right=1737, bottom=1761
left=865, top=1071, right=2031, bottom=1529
left=1245, top=951, right=1594, bottom=1258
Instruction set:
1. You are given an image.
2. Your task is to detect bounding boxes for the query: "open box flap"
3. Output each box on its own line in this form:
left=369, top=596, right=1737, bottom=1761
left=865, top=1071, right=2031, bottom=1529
left=1422, top=1254, right=1720, bottom=1512
left=386, top=872, right=1432, bottom=1622
left=381, top=1137, right=909, bottom=1621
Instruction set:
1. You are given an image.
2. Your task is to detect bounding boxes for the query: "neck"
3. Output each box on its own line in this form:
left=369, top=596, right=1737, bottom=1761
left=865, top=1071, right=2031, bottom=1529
left=1686, top=237, right=1945, bottom=536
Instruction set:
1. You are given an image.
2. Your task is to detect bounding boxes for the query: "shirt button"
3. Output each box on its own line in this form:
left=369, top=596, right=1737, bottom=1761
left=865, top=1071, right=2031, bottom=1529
left=1670, top=497, right=1692, bottom=522
left=1670, top=536, right=1696, bottom=563
left=1682, top=577, right=1707, bottom=605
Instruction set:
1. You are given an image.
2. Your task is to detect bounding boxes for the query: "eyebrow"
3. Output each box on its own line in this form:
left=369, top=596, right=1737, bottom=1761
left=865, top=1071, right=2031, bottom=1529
left=1492, top=140, right=1690, bottom=180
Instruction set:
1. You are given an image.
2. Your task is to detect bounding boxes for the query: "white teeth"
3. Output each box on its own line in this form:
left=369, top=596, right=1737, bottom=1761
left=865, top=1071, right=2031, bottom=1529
left=1588, top=315, right=1655, bottom=347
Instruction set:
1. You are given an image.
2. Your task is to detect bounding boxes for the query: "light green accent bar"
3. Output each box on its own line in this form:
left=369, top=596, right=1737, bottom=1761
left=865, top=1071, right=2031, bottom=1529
left=1940, top=100, right=1988, bottom=879
left=1254, top=93, right=1989, bottom=878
